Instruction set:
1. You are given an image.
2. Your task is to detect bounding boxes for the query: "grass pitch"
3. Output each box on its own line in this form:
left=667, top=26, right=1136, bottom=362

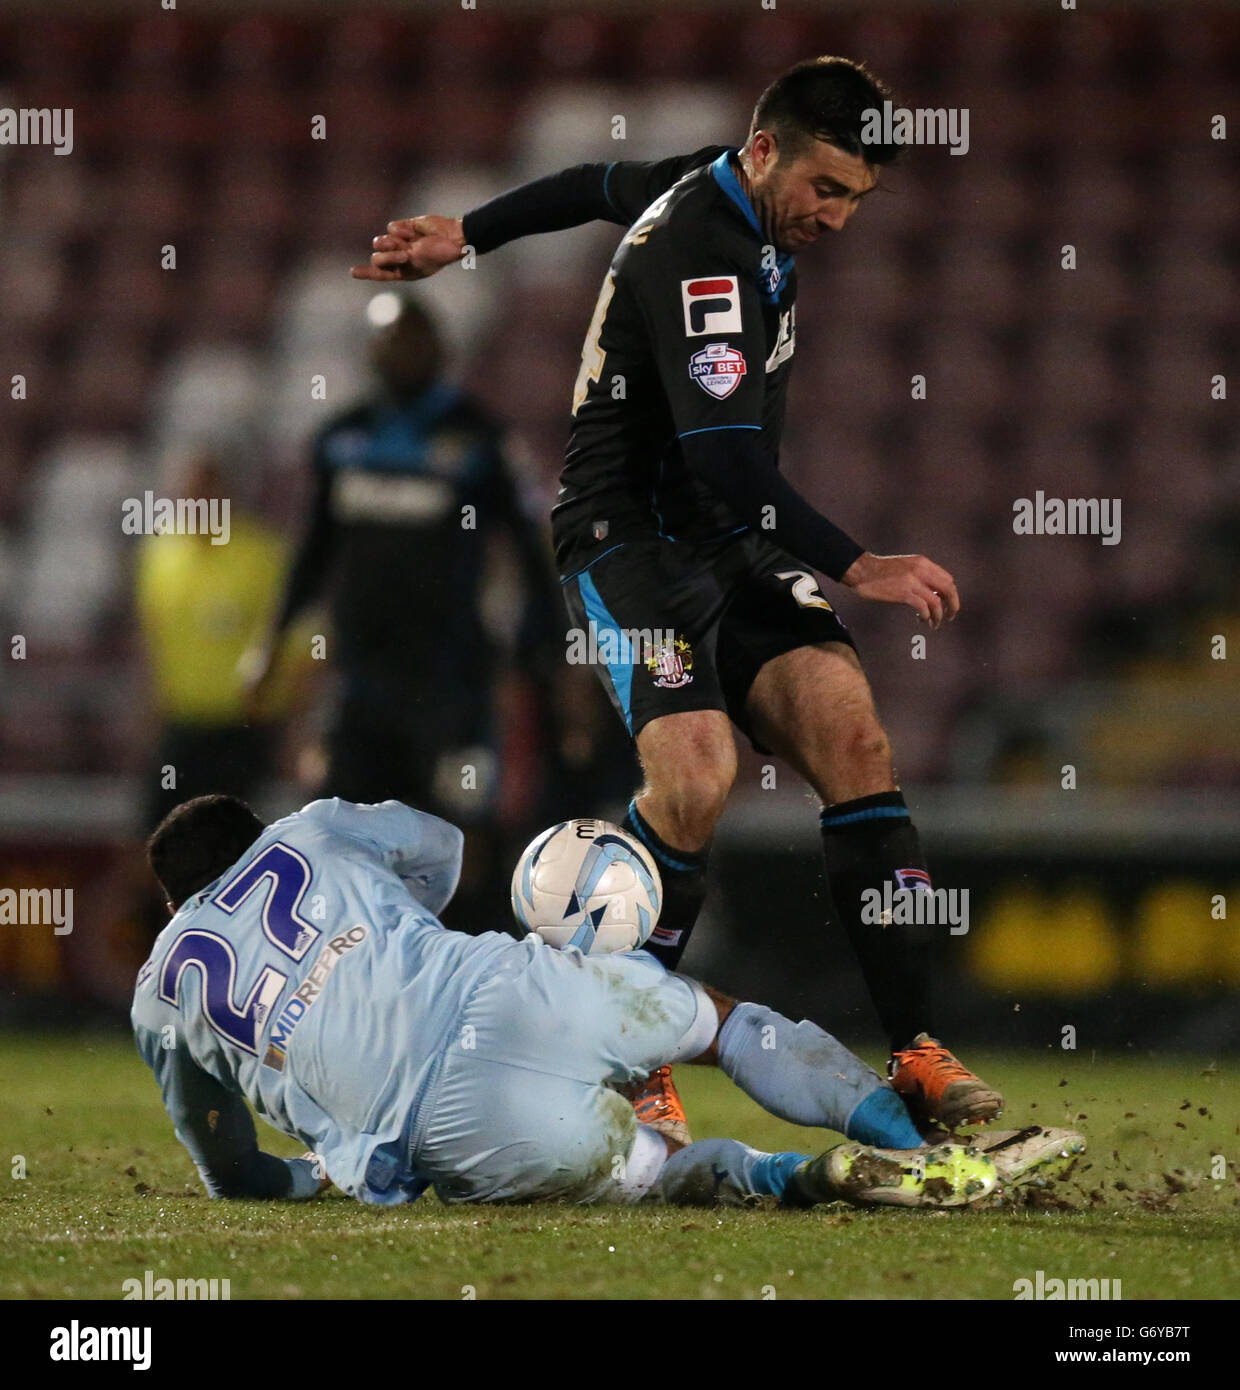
left=0, top=1032, right=1235, bottom=1300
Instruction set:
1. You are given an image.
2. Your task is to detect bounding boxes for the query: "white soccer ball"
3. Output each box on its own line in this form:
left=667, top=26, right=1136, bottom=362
left=510, top=818, right=662, bottom=955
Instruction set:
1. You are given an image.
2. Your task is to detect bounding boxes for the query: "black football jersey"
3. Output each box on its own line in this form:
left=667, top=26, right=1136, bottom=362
left=552, top=150, right=798, bottom=577
left=302, top=385, right=542, bottom=672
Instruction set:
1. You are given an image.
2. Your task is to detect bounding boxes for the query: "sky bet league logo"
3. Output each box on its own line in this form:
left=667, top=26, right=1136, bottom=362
left=689, top=342, right=747, bottom=399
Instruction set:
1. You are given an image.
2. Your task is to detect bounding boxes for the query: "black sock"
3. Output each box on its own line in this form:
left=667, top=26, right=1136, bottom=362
left=819, top=791, right=936, bottom=1053
left=622, top=798, right=708, bottom=971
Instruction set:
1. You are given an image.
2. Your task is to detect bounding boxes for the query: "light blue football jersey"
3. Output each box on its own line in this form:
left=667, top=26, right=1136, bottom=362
left=132, top=798, right=518, bottom=1205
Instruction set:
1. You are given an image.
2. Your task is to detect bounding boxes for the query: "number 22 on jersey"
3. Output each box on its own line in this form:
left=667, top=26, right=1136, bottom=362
left=157, top=843, right=322, bottom=1055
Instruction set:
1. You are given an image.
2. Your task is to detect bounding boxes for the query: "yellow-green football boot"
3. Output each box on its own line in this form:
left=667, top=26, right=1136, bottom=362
left=783, top=1141, right=998, bottom=1209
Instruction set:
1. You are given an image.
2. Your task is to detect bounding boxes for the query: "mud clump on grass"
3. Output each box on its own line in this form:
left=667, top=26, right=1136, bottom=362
left=1019, top=1185, right=1079, bottom=1212
left=1134, top=1188, right=1177, bottom=1212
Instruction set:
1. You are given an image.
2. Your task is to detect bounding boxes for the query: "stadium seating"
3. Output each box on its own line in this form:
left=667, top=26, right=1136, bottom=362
left=0, top=7, right=1236, bottom=788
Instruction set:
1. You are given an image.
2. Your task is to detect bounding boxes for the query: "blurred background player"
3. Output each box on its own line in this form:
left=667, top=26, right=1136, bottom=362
left=241, top=295, right=564, bottom=931
left=137, top=446, right=297, bottom=832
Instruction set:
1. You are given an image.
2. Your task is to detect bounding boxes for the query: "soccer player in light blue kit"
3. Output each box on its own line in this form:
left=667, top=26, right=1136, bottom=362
left=133, top=795, right=1011, bottom=1209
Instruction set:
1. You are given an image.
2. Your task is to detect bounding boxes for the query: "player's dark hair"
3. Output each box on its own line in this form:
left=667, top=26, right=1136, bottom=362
left=751, top=56, right=902, bottom=166
left=147, top=795, right=265, bottom=909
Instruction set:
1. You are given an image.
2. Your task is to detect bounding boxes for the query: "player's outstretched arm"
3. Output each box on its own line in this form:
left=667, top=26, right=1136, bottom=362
left=624, top=221, right=960, bottom=627
left=352, top=146, right=729, bottom=281
left=681, top=431, right=960, bottom=628
left=135, top=1027, right=323, bottom=1200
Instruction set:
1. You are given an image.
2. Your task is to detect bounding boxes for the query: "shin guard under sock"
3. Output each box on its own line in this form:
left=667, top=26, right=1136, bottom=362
left=819, top=791, right=936, bottom=1052
left=622, top=798, right=707, bottom=971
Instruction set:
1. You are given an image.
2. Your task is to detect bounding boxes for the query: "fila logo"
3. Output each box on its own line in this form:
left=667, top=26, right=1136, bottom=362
left=682, top=277, right=743, bottom=337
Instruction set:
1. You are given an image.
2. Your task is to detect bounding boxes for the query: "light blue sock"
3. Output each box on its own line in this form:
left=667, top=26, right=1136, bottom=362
left=655, top=1138, right=811, bottom=1206
left=847, top=1087, right=926, bottom=1149
left=717, top=1002, right=923, bottom=1149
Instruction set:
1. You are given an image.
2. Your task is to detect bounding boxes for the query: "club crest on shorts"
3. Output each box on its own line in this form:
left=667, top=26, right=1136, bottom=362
left=646, top=635, right=694, bottom=689
left=688, top=342, right=747, bottom=399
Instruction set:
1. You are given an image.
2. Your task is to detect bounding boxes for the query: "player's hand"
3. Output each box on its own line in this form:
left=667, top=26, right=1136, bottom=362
left=840, top=552, right=960, bottom=628
left=302, top=1151, right=333, bottom=1194
left=350, top=215, right=465, bottom=282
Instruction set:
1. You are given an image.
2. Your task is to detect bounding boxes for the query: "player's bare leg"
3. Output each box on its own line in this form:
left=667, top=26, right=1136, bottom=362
left=622, top=706, right=735, bottom=964
left=615, top=709, right=736, bottom=1145
left=746, top=642, right=893, bottom=804
left=745, top=641, right=1003, bottom=1131
left=630, top=707, right=736, bottom=847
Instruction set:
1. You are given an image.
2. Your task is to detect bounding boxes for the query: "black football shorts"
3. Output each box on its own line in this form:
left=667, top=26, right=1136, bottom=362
left=561, top=529, right=856, bottom=749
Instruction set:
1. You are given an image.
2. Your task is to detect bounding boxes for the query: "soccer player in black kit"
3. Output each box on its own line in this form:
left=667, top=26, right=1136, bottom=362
left=356, top=57, right=1003, bottom=1142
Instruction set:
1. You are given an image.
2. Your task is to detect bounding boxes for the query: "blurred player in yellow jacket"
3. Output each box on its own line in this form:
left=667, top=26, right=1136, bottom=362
left=135, top=450, right=307, bottom=831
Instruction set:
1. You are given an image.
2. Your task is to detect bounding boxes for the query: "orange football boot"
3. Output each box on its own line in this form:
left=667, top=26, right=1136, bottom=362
left=889, top=1033, right=1003, bottom=1132
left=618, top=1065, right=691, bottom=1148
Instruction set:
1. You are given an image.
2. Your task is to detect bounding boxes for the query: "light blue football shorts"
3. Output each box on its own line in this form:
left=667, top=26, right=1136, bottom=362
left=410, top=936, right=717, bottom=1205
